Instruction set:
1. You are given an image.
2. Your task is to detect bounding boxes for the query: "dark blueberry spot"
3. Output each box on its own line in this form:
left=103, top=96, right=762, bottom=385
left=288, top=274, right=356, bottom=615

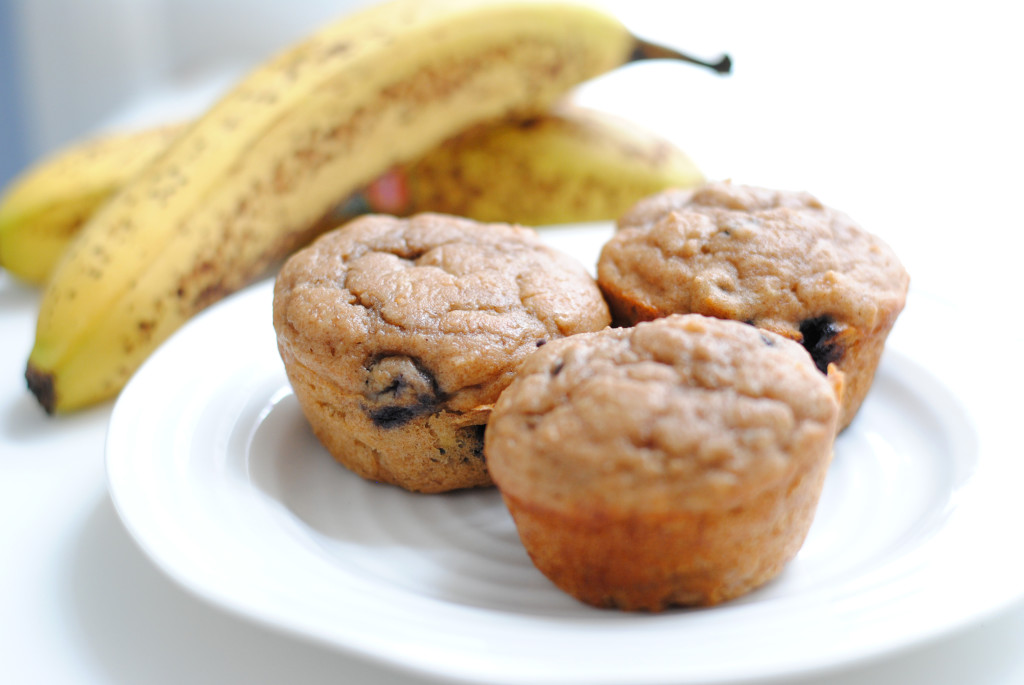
left=465, top=424, right=487, bottom=461
left=551, top=360, right=564, bottom=376
left=799, top=315, right=844, bottom=374
left=365, top=355, right=439, bottom=402
left=368, top=405, right=419, bottom=428
left=380, top=376, right=406, bottom=396
left=536, top=339, right=547, bottom=347
left=759, top=333, right=776, bottom=347
left=363, top=355, right=444, bottom=428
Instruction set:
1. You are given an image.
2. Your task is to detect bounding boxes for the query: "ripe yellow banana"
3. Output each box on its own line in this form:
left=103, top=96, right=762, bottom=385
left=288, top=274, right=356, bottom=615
left=26, top=0, right=729, bottom=414
left=361, top=103, right=704, bottom=224
left=0, top=124, right=184, bottom=284
left=1, top=105, right=699, bottom=286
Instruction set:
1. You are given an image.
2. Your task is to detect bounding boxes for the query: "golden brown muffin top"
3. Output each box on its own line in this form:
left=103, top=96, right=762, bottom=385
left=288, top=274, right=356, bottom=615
left=273, top=213, right=610, bottom=415
left=601, top=181, right=910, bottom=337
left=485, top=314, right=840, bottom=513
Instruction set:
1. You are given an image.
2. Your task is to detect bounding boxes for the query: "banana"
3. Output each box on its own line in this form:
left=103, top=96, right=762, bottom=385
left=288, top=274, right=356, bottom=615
left=26, top=0, right=730, bottom=414
left=360, top=103, right=704, bottom=224
left=1, top=105, right=701, bottom=285
left=0, top=124, right=185, bottom=284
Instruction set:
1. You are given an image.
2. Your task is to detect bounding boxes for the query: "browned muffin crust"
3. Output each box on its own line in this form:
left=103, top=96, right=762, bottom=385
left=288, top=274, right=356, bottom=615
left=486, top=314, right=840, bottom=610
left=274, top=212, right=610, bottom=493
left=598, top=181, right=909, bottom=429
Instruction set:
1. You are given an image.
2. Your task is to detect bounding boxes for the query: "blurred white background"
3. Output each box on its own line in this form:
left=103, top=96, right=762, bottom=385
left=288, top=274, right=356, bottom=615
left=0, top=0, right=376, bottom=187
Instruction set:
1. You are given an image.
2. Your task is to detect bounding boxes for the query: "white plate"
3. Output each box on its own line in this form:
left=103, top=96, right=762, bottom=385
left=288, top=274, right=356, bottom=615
left=107, top=224, right=1024, bottom=685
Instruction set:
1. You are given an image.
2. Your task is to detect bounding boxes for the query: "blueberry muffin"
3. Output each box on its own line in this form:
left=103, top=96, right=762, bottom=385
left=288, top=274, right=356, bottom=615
left=273, top=213, right=611, bottom=493
left=598, top=181, right=909, bottom=429
left=485, top=314, right=840, bottom=610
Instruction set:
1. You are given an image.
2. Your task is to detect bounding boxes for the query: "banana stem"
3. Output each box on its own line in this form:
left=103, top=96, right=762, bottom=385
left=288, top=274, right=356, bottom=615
left=630, top=38, right=732, bottom=74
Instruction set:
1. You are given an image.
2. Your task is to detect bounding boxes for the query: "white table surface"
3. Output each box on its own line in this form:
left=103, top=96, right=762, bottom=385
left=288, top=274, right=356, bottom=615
left=3, top=2, right=1023, bottom=683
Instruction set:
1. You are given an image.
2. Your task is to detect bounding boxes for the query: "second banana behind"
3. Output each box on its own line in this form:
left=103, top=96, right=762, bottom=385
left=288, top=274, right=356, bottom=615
left=362, top=104, right=704, bottom=225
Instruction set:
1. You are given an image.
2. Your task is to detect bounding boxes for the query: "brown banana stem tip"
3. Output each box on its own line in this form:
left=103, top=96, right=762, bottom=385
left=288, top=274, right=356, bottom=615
left=630, top=37, right=732, bottom=75
left=25, top=363, right=56, bottom=415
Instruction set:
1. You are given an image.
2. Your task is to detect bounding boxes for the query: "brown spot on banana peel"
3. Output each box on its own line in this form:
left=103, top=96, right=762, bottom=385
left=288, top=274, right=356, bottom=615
left=173, top=202, right=338, bottom=313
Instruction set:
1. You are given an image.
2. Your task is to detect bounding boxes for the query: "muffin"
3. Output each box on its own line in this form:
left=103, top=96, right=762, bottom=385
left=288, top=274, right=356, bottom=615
left=598, top=181, right=909, bottom=429
left=485, top=314, right=841, bottom=610
left=487, top=315, right=839, bottom=610
left=273, top=212, right=610, bottom=493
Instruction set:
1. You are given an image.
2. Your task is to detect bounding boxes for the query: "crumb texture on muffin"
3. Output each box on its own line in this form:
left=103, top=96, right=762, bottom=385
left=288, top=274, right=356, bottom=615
left=274, top=212, right=610, bottom=492
left=486, top=315, right=839, bottom=609
left=598, top=181, right=909, bottom=428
